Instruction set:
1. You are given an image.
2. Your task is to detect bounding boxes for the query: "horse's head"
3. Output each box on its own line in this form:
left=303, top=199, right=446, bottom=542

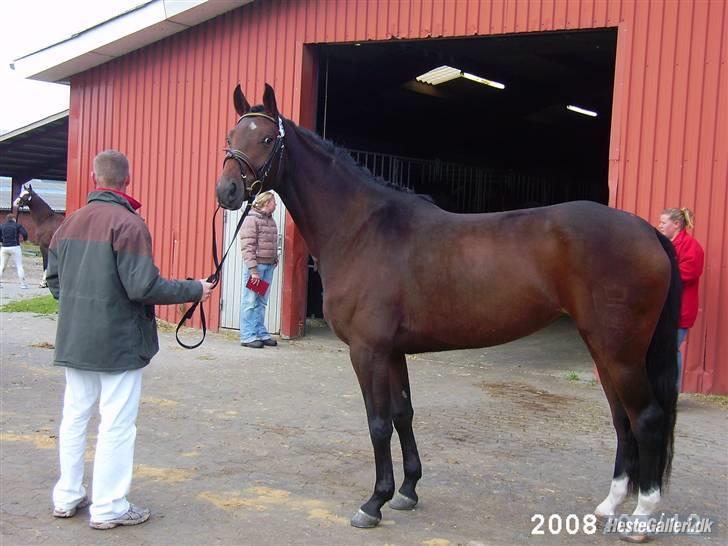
left=215, top=83, right=285, bottom=210
left=13, top=183, right=34, bottom=208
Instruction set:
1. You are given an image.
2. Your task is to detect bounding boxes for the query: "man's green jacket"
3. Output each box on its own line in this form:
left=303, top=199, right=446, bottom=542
left=47, top=191, right=202, bottom=372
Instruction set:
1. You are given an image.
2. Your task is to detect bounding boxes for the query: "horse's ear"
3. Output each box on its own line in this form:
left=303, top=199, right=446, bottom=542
left=233, top=84, right=251, bottom=117
left=262, top=83, right=279, bottom=119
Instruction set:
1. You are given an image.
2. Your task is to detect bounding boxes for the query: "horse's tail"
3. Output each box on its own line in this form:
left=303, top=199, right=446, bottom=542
left=641, top=229, right=682, bottom=491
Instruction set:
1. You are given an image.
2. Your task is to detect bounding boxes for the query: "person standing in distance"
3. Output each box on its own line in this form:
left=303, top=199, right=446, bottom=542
left=0, top=213, right=29, bottom=288
left=47, top=150, right=213, bottom=529
left=239, top=191, right=279, bottom=348
left=658, top=207, right=705, bottom=391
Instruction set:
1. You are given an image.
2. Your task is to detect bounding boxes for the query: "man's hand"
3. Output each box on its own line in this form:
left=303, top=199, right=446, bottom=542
left=198, top=280, right=214, bottom=302
left=249, top=268, right=260, bottom=285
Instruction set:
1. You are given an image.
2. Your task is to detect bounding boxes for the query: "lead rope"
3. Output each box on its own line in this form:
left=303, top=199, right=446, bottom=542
left=176, top=198, right=254, bottom=349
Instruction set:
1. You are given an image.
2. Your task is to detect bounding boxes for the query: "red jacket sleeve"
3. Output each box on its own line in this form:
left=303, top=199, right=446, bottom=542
left=678, top=239, right=705, bottom=283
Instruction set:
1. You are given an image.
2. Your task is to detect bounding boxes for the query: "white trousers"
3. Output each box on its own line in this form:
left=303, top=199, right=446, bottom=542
left=0, top=246, right=25, bottom=282
left=52, top=367, right=143, bottom=521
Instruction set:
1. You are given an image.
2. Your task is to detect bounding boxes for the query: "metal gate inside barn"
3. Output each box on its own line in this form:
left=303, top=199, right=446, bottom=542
left=220, top=194, right=286, bottom=333
left=347, top=148, right=597, bottom=212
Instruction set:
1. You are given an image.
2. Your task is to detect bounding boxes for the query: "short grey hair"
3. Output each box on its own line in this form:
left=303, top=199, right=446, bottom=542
left=93, top=150, right=129, bottom=187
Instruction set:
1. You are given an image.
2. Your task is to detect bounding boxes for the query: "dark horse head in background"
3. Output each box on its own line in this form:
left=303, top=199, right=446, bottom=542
left=215, top=84, right=681, bottom=540
left=13, top=183, right=65, bottom=286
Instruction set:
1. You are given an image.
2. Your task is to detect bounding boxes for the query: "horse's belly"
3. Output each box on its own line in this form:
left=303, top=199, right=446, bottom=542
left=394, top=295, right=561, bottom=354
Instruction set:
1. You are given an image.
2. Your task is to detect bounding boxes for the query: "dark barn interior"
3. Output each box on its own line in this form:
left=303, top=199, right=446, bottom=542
left=306, top=30, right=617, bottom=318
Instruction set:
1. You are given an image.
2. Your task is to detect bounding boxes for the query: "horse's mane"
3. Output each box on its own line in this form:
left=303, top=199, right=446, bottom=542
left=289, top=118, right=432, bottom=201
left=298, top=126, right=418, bottom=193
left=247, top=105, right=432, bottom=201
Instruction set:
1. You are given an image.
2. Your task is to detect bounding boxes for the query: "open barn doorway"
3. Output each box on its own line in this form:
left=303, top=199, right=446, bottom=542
left=306, top=29, right=617, bottom=319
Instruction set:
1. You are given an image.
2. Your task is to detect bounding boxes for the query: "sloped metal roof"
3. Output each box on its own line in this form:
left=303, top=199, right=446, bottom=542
left=0, top=178, right=66, bottom=212
left=0, top=111, right=68, bottom=182
left=11, top=0, right=252, bottom=83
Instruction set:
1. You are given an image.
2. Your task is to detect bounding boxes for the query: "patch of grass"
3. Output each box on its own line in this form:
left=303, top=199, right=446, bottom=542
left=688, top=394, right=728, bottom=409
left=566, top=371, right=580, bottom=381
left=21, top=242, right=42, bottom=257
left=0, top=295, right=58, bottom=314
left=30, top=341, right=55, bottom=349
left=155, top=319, right=177, bottom=333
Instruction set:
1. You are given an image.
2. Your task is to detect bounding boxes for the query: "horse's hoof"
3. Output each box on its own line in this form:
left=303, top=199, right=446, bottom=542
left=594, top=513, right=609, bottom=530
left=350, top=509, right=381, bottom=528
left=620, top=533, right=651, bottom=543
left=38, top=282, right=47, bottom=288
left=389, top=492, right=417, bottom=510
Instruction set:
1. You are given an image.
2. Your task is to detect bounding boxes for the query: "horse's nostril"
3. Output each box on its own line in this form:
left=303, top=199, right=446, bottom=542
left=228, top=182, right=238, bottom=198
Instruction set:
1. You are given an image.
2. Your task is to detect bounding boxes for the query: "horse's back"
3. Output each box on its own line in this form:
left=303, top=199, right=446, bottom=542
left=384, top=201, right=670, bottom=352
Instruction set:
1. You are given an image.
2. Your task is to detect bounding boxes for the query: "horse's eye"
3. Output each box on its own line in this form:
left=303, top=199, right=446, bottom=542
left=263, top=136, right=273, bottom=145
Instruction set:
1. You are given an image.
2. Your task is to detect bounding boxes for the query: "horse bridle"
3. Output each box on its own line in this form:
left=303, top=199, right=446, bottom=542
left=223, top=112, right=286, bottom=197
left=14, top=191, right=56, bottom=222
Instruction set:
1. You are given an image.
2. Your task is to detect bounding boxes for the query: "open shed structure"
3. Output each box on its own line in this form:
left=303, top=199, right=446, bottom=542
left=13, top=0, right=727, bottom=393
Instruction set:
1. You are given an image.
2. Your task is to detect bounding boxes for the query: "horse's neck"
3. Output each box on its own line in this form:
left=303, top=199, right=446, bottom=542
left=277, top=124, right=383, bottom=259
left=29, top=194, right=54, bottom=220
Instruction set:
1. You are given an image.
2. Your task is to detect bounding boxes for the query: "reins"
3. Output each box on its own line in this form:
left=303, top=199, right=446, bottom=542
left=175, top=199, right=254, bottom=349
left=176, top=112, right=284, bottom=349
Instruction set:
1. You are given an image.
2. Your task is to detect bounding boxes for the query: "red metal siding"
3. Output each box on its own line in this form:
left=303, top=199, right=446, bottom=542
left=66, top=0, right=727, bottom=393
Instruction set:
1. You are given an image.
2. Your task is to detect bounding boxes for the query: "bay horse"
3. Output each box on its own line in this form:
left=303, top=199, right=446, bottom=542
left=13, top=184, right=65, bottom=287
left=215, top=84, right=680, bottom=537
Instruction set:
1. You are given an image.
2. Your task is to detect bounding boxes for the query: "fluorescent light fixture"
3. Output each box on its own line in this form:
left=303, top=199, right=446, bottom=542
left=416, top=65, right=505, bottom=90
left=416, top=65, right=461, bottom=85
left=462, top=72, right=505, bottom=89
left=566, top=105, right=598, bottom=117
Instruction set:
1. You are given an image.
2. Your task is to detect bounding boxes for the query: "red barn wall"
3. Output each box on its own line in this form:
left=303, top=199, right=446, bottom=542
left=66, top=0, right=727, bottom=393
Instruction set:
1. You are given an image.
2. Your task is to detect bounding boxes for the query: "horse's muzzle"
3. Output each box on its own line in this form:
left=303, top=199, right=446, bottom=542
left=215, top=177, right=246, bottom=210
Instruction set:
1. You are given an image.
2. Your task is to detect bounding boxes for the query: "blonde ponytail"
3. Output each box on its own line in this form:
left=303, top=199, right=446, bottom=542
left=662, top=207, right=695, bottom=230
left=680, top=207, right=695, bottom=230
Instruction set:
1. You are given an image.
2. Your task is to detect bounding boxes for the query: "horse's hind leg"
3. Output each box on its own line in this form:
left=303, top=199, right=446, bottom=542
left=388, top=355, right=422, bottom=510
left=587, top=340, right=670, bottom=542
left=348, top=344, right=397, bottom=528
left=594, top=370, right=634, bottom=519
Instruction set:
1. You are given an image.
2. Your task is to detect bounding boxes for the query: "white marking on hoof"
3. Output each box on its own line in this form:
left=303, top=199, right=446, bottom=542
left=350, top=509, right=381, bottom=528
left=632, top=488, right=660, bottom=517
left=595, top=475, right=629, bottom=517
left=616, top=488, right=660, bottom=543
left=389, top=491, right=417, bottom=510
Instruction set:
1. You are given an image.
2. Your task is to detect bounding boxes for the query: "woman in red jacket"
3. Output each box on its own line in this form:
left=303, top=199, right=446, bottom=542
left=658, top=208, right=705, bottom=390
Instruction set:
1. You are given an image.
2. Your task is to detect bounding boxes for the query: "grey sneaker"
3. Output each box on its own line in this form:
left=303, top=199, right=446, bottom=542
left=89, top=504, right=150, bottom=530
left=53, top=496, right=90, bottom=518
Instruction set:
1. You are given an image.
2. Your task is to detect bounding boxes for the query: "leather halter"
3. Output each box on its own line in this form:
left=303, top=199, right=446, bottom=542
left=223, top=112, right=285, bottom=197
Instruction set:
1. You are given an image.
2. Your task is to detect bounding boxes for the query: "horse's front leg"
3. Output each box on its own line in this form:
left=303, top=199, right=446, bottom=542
left=39, top=247, right=48, bottom=288
left=349, top=345, right=396, bottom=528
left=389, top=355, right=421, bottom=510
